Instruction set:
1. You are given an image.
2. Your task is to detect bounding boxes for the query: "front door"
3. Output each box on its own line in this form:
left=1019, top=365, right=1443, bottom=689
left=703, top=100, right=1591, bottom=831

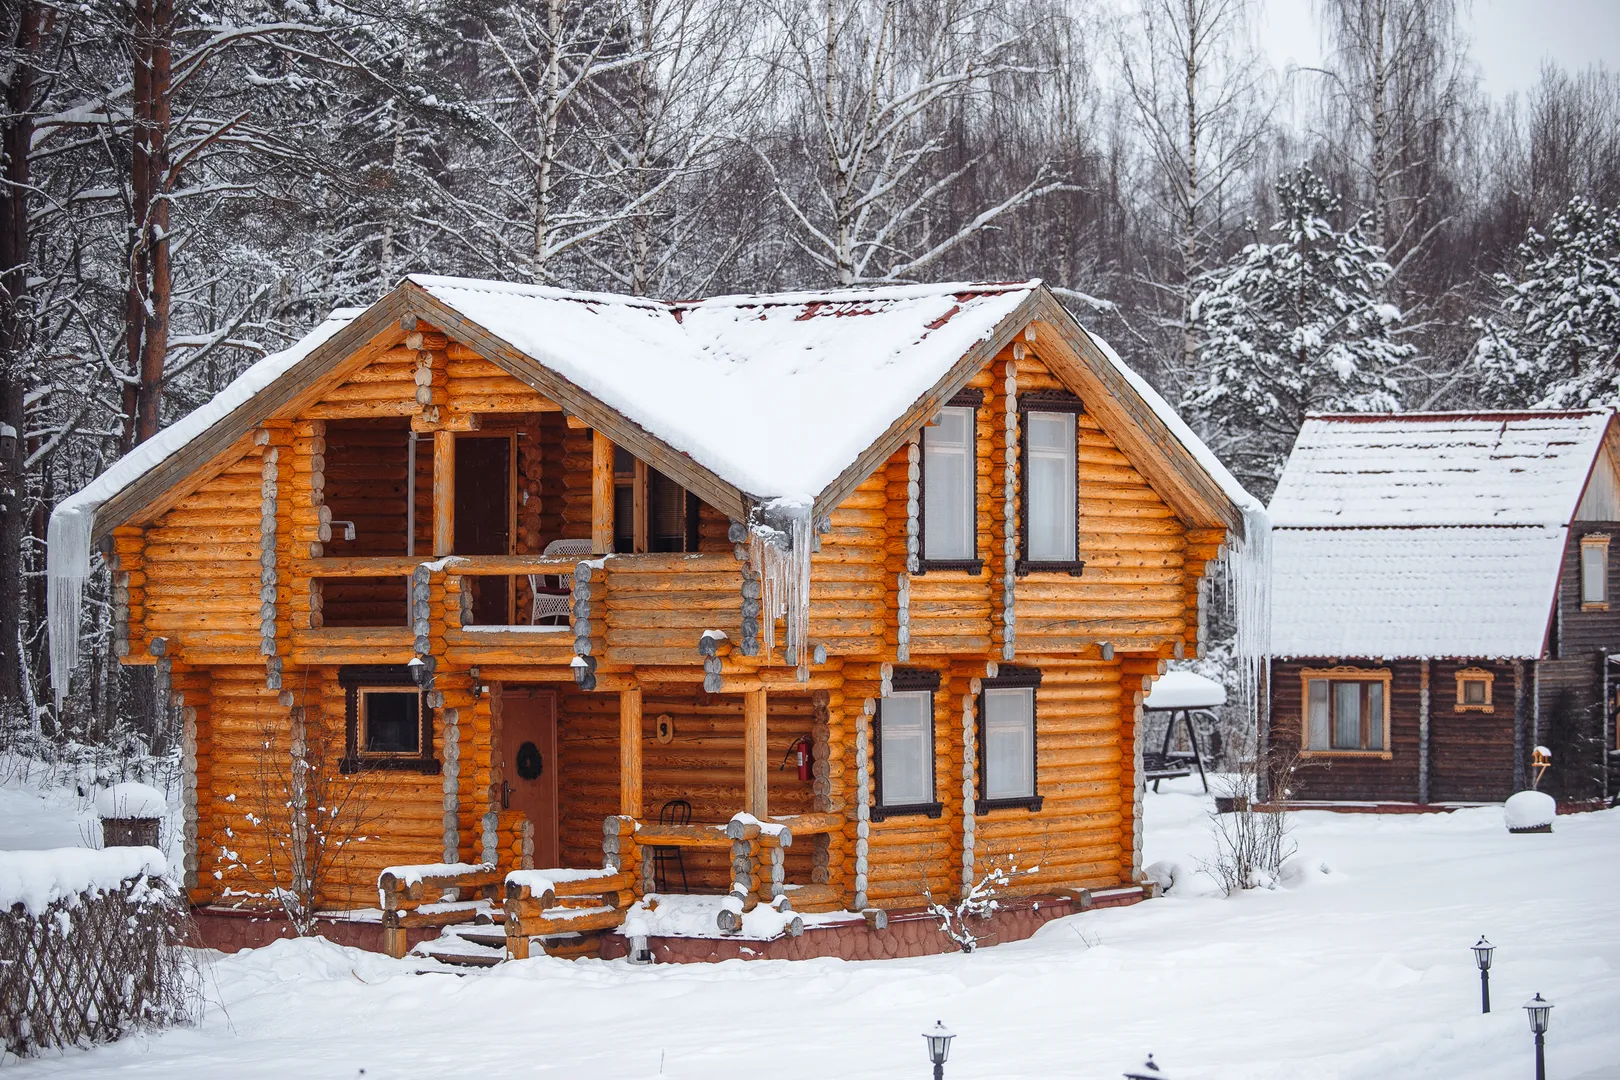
left=499, top=688, right=559, bottom=868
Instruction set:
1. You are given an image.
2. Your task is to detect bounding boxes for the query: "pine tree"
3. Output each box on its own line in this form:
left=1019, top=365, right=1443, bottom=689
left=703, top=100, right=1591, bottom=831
left=1472, top=196, right=1620, bottom=409
left=1183, top=166, right=1409, bottom=497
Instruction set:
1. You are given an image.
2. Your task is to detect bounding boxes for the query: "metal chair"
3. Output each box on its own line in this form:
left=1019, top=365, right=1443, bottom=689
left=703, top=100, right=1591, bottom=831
left=529, top=538, right=593, bottom=626
left=652, top=799, right=691, bottom=893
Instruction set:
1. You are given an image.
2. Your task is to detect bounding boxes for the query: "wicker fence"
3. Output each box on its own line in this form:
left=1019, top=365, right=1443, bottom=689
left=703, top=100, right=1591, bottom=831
left=0, top=871, right=194, bottom=1057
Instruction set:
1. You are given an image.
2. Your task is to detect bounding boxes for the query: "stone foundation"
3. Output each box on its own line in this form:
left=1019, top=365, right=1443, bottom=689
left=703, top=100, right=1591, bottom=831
left=599, top=887, right=1147, bottom=964
left=189, top=906, right=434, bottom=954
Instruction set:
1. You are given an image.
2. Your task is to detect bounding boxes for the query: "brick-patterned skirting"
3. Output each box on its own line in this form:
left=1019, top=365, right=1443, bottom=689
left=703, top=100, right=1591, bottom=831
left=188, top=906, right=434, bottom=954
left=599, top=887, right=1147, bottom=964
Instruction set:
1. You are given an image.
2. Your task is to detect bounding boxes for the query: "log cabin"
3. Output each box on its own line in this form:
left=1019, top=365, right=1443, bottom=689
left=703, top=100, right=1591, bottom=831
left=1265, top=411, right=1620, bottom=809
left=48, top=277, right=1261, bottom=961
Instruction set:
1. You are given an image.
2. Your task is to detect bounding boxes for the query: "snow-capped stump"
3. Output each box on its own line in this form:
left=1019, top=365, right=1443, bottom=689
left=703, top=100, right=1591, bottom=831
left=96, top=781, right=168, bottom=848
left=1504, top=790, right=1556, bottom=834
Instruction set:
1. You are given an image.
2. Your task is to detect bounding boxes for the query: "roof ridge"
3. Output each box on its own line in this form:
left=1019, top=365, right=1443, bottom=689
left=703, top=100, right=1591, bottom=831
left=1302, top=409, right=1611, bottom=423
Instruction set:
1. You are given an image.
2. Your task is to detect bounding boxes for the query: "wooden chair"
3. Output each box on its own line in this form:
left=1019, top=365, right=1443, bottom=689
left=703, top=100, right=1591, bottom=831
left=529, top=538, right=593, bottom=625
left=652, top=799, right=691, bottom=893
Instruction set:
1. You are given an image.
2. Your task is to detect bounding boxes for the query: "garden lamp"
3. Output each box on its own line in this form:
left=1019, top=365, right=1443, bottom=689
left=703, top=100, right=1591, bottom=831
left=1472, top=936, right=1495, bottom=1012
left=1523, top=993, right=1552, bottom=1080
left=1124, top=1053, right=1168, bottom=1078
left=922, top=1021, right=954, bottom=1080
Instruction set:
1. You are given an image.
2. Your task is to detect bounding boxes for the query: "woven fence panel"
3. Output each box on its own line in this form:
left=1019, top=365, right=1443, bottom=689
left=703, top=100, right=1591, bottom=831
left=0, top=875, right=193, bottom=1057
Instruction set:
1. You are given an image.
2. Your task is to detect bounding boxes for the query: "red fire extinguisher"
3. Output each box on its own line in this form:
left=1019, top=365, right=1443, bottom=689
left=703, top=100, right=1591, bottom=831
left=782, top=735, right=813, bottom=782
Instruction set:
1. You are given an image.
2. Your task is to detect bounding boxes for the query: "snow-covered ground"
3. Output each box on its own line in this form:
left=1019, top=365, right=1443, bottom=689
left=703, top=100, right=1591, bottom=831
left=7, top=777, right=1619, bottom=1079
left=0, top=764, right=99, bottom=851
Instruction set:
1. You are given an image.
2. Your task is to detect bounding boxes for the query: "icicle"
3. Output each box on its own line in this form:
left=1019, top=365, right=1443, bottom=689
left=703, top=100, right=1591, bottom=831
left=747, top=499, right=814, bottom=666
left=1221, top=505, right=1273, bottom=755
left=46, top=501, right=96, bottom=709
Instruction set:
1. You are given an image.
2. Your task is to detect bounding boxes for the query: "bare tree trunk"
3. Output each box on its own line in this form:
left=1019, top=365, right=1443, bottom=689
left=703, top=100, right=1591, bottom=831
left=132, top=0, right=173, bottom=446
left=532, top=0, right=565, bottom=281
left=0, top=4, right=48, bottom=712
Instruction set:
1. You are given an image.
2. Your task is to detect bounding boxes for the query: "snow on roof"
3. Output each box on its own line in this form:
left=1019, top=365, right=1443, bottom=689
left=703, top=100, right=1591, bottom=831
left=413, top=276, right=1037, bottom=500
left=1144, top=671, right=1227, bottom=710
left=1269, top=526, right=1566, bottom=659
left=1270, top=411, right=1614, bottom=528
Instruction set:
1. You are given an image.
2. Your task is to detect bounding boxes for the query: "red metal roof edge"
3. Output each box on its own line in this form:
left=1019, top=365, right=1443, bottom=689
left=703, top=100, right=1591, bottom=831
left=1303, top=409, right=1611, bottom=424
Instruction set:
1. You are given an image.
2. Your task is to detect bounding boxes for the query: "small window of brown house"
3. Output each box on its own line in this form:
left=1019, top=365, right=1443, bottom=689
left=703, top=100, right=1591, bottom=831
left=1454, top=668, right=1495, bottom=712
left=1581, top=533, right=1610, bottom=610
left=339, top=666, right=438, bottom=773
left=1301, top=667, right=1392, bottom=756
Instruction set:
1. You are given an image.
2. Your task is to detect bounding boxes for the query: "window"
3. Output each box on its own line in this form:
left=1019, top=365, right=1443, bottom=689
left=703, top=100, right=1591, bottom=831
left=614, top=446, right=699, bottom=554
left=872, top=669, right=942, bottom=820
left=1581, top=533, right=1610, bottom=610
left=978, top=667, right=1043, bottom=811
left=1018, top=392, right=1084, bottom=575
left=1300, top=667, right=1391, bottom=755
left=919, top=393, right=982, bottom=572
left=339, top=665, right=439, bottom=773
left=1454, top=667, right=1495, bottom=713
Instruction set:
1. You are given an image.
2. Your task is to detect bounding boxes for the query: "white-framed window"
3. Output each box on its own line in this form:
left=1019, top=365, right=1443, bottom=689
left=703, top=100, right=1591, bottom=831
left=979, top=667, right=1043, bottom=810
left=921, top=401, right=978, bottom=567
left=1021, top=397, right=1081, bottom=570
left=1302, top=667, right=1391, bottom=755
left=874, top=672, right=942, bottom=819
left=1581, top=533, right=1610, bottom=610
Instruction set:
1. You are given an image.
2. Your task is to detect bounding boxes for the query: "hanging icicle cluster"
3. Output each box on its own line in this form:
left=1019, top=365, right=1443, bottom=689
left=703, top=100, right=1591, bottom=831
left=46, top=503, right=96, bottom=708
left=747, top=499, right=814, bottom=666
left=1221, top=505, right=1274, bottom=752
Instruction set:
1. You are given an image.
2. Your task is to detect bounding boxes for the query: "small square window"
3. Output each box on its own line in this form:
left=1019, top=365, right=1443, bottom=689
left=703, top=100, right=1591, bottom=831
left=1454, top=667, right=1495, bottom=713
left=361, top=690, right=421, bottom=754
left=339, top=666, right=439, bottom=773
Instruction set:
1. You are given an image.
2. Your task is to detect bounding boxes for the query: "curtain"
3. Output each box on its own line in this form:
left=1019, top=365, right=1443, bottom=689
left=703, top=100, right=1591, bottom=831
left=1367, top=682, right=1384, bottom=750
left=649, top=469, right=686, bottom=552
left=1026, top=410, right=1076, bottom=562
left=924, top=406, right=974, bottom=560
left=1582, top=542, right=1608, bottom=604
left=1307, top=679, right=1330, bottom=749
left=983, top=686, right=1034, bottom=799
left=881, top=691, right=933, bottom=805
left=1332, top=681, right=1362, bottom=749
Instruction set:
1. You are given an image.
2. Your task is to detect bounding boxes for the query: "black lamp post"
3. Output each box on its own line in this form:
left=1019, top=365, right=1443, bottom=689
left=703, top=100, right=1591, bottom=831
left=1472, top=936, right=1496, bottom=1013
left=922, top=1021, right=955, bottom=1080
left=1523, top=994, right=1552, bottom=1080
left=1124, top=1054, right=1167, bottom=1078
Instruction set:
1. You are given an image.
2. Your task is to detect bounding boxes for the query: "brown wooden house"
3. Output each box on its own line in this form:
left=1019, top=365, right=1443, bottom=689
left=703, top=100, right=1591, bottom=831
left=48, top=278, right=1256, bottom=960
left=1265, top=411, right=1620, bottom=808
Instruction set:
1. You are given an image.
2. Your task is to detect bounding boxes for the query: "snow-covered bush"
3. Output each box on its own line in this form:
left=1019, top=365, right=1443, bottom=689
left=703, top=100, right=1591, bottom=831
left=0, top=849, right=196, bottom=1056
left=1203, top=746, right=1304, bottom=895
left=926, top=861, right=1037, bottom=953
left=1504, top=790, right=1557, bottom=832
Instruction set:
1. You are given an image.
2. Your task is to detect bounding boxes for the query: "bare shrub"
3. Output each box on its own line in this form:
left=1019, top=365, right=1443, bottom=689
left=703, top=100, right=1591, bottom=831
left=1202, top=744, right=1309, bottom=895
left=925, top=860, right=1040, bottom=953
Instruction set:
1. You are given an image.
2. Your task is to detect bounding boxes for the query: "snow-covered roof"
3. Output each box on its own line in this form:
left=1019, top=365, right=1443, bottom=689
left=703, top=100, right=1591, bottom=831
left=1270, top=411, right=1614, bottom=527
left=1144, top=671, right=1227, bottom=710
left=1268, top=410, right=1617, bottom=659
left=415, top=276, right=1036, bottom=501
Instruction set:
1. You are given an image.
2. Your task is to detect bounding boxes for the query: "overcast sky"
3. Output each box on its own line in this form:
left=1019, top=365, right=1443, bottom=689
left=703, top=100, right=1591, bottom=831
left=1255, top=0, right=1620, bottom=99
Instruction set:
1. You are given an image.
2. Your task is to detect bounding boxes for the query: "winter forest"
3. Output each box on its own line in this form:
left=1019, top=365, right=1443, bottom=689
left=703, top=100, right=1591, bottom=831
left=1, top=0, right=1618, bottom=750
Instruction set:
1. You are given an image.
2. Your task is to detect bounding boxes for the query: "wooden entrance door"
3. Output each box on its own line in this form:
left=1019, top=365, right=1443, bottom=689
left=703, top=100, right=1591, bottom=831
left=499, top=688, right=559, bottom=869
left=454, top=434, right=513, bottom=624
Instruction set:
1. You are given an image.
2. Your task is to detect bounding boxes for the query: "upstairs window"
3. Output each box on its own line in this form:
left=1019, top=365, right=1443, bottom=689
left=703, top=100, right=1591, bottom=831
left=1302, top=668, right=1391, bottom=755
left=920, top=393, right=981, bottom=572
left=1019, top=392, right=1083, bottom=573
left=614, top=446, right=698, bottom=554
left=1582, top=533, right=1610, bottom=610
left=873, top=669, right=942, bottom=820
left=978, top=667, right=1043, bottom=811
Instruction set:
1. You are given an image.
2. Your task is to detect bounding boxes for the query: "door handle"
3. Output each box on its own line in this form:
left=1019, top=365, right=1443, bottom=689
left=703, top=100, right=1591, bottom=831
left=502, top=781, right=513, bottom=809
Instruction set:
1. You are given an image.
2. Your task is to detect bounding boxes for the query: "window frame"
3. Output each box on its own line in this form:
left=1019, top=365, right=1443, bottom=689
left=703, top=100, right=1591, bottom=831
left=1453, top=666, right=1496, bottom=713
left=339, top=665, right=439, bottom=774
left=916, top=390, right=984, bottom=575
left=1581, top=533, right=1610, bottom=611
left=1298, top=666, right=1393, bottom=758
left=976, top=666, right=1044, bottom=812
left=613, top=448, right=700, bottom=554
left=871, top=668, right=943, bottom=821
left=1016, top=391, right=1086, bottom=577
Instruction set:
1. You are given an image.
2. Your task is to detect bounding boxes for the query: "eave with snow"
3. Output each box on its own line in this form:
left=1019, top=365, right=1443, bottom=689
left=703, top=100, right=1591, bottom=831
left=1264, top=410, right=1620, bottom=808
left=47, top=275, right=1257, bottom=962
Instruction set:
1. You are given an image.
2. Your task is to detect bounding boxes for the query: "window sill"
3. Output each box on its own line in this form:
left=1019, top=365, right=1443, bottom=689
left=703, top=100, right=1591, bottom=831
left=916, top=560, right=984, bottom=576
left=1014, top=560, right=1085, bottom=578
left=870, top=801, right=943, bottom=822
left=1454, top=705, right=1495, bottom=713
left=339, top=756, right=441, bottom=775
left=977, top=796, right=1044, bottom=813
left=1581, top=602, right=1609, bottom=612
left=1299, top=750, right=1393, bottom=760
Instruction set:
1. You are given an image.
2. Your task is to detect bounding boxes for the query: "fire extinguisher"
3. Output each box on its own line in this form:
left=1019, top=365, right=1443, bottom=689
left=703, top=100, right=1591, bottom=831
left=781, top=735, right=813, bottom=782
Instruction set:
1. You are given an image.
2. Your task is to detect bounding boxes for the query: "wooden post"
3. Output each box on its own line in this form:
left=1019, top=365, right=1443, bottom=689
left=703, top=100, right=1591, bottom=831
left=433, top=430, right=455, bottom=557
left=1512, top=660, right=1528, bottom=791
left=1418, top=659, right=1431, bottom=804
left=592, top=430, right=614, bottom=553
left=632, top=458, right=648, bottom=554
left=744, top=687, right=768, bottom=819
left=620, top=686, right=643, bottom=819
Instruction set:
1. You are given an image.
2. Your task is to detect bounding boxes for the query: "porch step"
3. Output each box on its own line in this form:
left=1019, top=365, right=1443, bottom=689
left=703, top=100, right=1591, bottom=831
left=418, top=926, right=606, bottom=965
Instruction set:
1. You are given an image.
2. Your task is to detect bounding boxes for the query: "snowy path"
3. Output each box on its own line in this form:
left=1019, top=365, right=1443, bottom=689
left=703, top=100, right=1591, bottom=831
left=9, top=785, right=1619, bottom=1079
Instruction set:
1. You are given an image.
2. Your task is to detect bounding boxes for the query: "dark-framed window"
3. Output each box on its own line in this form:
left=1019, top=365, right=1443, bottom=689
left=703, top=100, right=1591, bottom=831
left=339, top=665, right=439, bottom=773
left=1018, top=391, right=1085, bottom=576
left=918, top=390, right=983, bottom=574
left=872, top=668, right=943, bottom=821
left=977, top=666, right=1043, bottom=811
left=613, top=446, right=700, bottom=554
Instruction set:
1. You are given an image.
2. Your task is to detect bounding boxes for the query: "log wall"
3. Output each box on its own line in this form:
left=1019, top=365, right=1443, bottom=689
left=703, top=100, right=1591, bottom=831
left=1268, top=658, right=1424, bottom=802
